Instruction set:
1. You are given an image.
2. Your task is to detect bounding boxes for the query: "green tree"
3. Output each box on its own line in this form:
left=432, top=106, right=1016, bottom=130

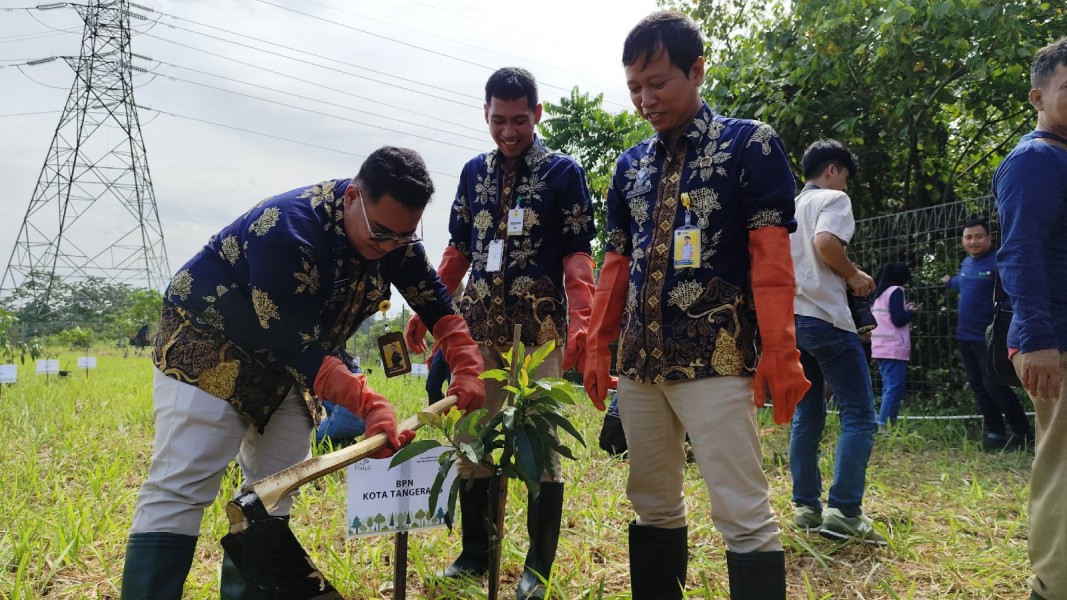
left=671, top=0, right=1066, bottom=216
left=540, top=89, right=652, bottom=262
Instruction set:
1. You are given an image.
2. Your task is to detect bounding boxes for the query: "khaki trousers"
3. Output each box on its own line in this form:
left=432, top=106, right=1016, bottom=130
left=1016, top=351, right=1067, bottom=600
left=131, top=369, right=312, bottom=536
left=617, top=375, right=782, bottom=553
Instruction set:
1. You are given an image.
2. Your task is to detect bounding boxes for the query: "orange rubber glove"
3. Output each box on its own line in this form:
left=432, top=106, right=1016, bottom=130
left=582, top=252, right=630, bottom=411
left=562, top=252, right=595, bottom=372
left=749, top=227, right=811, bottom=425
left=406, top=246, right=471, bottom=353
left=432, top=314, right=485, bottom=412
left=313, top=356, right=412, bottom=458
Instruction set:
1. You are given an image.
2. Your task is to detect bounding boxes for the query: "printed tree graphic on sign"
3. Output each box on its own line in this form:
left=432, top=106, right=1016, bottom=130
left=350, top=515, right=362, bottom=532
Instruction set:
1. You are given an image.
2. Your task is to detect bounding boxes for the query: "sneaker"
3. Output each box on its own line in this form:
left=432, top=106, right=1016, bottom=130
left=982, top=433, right=1009, bottom=452
left=794, top=505, right=822, bottom=532
left=819, top=508, right=887, bottom=545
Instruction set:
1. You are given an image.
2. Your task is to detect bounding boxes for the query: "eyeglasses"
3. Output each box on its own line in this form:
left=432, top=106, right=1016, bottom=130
left=357, top=187, right=422, bottom=246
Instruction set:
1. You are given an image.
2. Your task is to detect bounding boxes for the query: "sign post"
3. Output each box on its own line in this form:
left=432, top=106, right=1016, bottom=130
left=346, top=446, right=458, bottom=598
left=77, top=356, right=97, bottom=378
left=0, top=364, right=16, bottom=400
left=36, top=359, right=59, bottom=383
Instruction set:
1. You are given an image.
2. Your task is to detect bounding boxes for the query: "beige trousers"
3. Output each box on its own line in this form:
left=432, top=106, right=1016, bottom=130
left=1016, top=351, right=1067, bottom=600
left=617, top=375, right=782, bottom=553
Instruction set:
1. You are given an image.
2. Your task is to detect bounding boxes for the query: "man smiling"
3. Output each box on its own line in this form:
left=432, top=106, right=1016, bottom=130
left=120, top=146, right=485, bottom=600
left=406, top=67, right=596, bottom=600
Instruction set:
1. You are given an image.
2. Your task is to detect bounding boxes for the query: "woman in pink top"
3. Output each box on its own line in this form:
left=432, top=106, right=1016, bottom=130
left=870, top=262, right=921, bottom=431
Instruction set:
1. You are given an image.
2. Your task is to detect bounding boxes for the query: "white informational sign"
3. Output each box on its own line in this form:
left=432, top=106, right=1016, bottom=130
left=346, top=446, right=458, bottom=538
left=77, top=356, right=97, bottom=369
left=36, top=359, right=60, bottom=375
left=410, top=363, right=428, bottom=377
left=0, top=364, right=16, bottom=384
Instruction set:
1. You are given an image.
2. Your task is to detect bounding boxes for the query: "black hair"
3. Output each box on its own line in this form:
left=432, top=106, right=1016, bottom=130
left=874, top=261, right=912, bottom=300
left=800, top=139, right=860, bottom=180
left=484, top=67, right=538, bottom=108
left=622, top=10, right=704, bottom=75
left=355, top=146, right=434, bottom=211
left=1031, top=35, right=1067, bottom=89
left=961, top=215, right=990, bottom=235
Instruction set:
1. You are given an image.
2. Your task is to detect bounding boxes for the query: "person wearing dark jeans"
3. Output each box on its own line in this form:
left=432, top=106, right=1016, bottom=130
left=942, top=216, right=1032, bottom=450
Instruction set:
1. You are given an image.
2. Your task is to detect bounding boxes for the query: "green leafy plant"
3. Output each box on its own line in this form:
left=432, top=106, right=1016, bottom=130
left=390, top=340, right=585, bottom=526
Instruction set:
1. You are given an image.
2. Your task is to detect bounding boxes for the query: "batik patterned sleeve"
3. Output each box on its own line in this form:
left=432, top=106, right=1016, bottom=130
left=557, top=160, right=596, bottom=256
left=738, top=122, right=798, bottom=233
left=604, top=155, right=635, bottom=257
left=229, top=202, right=332, bottom=389
left=389, top=243, right=456, bottom=330
left=448, top=161, right=475, bottom=260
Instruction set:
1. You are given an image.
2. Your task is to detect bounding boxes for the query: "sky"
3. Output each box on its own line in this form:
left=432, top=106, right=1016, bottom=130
left=0, top=0, right=660, bottom=312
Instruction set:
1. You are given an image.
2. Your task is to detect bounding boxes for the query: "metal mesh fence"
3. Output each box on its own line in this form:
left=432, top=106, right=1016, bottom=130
left=849, top=195, right=999, bottom=416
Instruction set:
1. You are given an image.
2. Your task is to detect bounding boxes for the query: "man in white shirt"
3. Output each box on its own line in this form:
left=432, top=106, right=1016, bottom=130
left=789, top=139, right=886, bottom=545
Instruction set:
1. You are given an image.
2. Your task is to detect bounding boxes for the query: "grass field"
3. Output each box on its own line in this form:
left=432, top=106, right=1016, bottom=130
left=0, top=352, right=1035, bottom=599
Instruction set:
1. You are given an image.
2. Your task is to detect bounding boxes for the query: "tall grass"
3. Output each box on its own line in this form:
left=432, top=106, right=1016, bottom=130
left=0, top=353, right=1033, bottom=599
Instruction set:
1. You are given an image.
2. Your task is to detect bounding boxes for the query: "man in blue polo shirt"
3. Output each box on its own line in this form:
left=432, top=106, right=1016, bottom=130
left=941, top=216, right=1032, bottom=451
left=995, top=35, right=1067, bottom=600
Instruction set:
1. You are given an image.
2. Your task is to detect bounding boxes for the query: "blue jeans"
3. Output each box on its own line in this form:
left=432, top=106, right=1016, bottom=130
left=876, top=359, right=907, bottom=426
left=315, top=400, right=365, bottom=446
left=958, top=340, right=1030, bottom=437
left=791, top=316, right=877, bottom=517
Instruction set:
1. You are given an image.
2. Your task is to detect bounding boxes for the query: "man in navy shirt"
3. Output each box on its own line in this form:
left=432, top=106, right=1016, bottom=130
left=995, top=35, right=1067, bottom=600
left=941, top=217, right=1032, bottom=451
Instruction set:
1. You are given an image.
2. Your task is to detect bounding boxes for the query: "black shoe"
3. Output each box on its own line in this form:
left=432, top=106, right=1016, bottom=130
left=435, top=478, right=491, bottom=579
left=1005, top=433, right=1035, bottom=452
left=982, top=434, right=1010, bottom=452
left=726, top=550, right=786, bottom=600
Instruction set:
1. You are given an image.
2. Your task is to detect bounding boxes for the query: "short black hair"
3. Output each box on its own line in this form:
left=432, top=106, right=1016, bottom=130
left=961, top=216, right=990, bottom=235
left=622, top=11, right=704, bottom=75
left=485, top=67, right=538, bottom=108
left=1031, top=35, right=1067, bottom=89
left=800, top=139, right=860, bottom=180
left=355, top=146, right=434, bottom=211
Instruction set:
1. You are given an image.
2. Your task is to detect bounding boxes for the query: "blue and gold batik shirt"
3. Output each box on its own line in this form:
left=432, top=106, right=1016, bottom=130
left=153, top=178, right=453, bottom=430
left=449, top=139, right=595, bottom=347
left=606, top=102, right=797, bottom=384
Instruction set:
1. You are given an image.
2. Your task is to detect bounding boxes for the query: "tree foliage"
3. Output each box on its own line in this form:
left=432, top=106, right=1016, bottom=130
left=540, top=89, right=652, bottom=260
left=671, top=0, right=1066, bottom=216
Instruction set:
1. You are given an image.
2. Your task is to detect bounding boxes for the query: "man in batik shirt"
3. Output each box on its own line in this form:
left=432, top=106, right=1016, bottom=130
left=583, top=12, right=809, bottom=600
left=406, top=67, right=596, bottom=600
left=120, top=147, right=485, bottom=600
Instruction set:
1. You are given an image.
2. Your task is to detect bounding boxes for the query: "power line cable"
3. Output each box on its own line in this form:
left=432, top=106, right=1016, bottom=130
left=136, top=104, right=459, bottom=181
left=292, top=0, right=629, bottom=109
left=138, top=40, right=485, bottom=135
left=148, top=70, right=483, bottom=152
left=146, top=9, right=482, bottom=104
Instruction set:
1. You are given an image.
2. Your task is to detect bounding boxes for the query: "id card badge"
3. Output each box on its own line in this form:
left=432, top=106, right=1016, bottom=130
left=486, top=239, right=504, bottom=272
left=378, top=330, right=411, bottom=377
left=507, top=208, right=525, bottom=236
left=673, top=227, right=701, bottom=269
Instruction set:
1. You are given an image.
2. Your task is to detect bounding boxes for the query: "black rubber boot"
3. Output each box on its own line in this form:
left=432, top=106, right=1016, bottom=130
left=629, top=521, right=687, bottom=600
left=435, top=477, right=491, bottom=578
left=516, top=482, right=564, bottom=600
left=120, top=532, right=197, bottom=600
left=726, top=549, right=786, bottom=600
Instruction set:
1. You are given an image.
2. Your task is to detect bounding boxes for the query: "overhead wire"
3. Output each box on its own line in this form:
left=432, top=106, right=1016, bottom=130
left=136, top=104, right=460, bottom=181
left=138, top=36, right=485, bottom=135
left=292, top=0, right=630, bottom=109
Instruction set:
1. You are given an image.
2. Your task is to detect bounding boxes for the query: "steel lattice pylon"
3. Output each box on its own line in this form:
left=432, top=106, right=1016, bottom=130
left=1, top=0, right=168, bottom=310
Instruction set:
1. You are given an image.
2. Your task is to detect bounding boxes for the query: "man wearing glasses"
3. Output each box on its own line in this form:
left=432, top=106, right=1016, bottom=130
left=120, top=146, right=485, bottom=600
left=405, top=67, right=596, bottom=600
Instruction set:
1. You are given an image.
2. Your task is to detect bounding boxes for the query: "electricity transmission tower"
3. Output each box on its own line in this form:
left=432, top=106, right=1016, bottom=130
left=1, top=0, right=169, bottom=313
